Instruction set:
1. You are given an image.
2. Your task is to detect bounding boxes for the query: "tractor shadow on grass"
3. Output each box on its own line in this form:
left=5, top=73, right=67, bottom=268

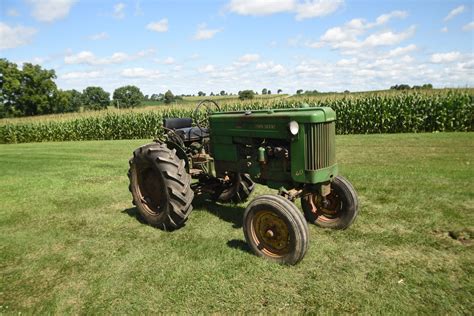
left=122, top=199, right=252, bottom=255
left=122, top=207, right=147, bottom=225
left=193, top=194, right=245, bottom=229
left=121, top=195, right=246, bottom=229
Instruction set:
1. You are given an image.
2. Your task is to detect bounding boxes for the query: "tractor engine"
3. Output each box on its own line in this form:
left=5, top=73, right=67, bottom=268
left=209, top=106, right=338, bottom=190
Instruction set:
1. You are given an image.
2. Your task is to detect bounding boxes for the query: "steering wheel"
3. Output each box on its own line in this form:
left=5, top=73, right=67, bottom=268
left=192, top=99, right=221, bottom=132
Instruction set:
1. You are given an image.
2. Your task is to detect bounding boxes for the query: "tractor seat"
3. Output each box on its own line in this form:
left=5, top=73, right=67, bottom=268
left=163, top=117, right=209, bottom=141
left=163, top=117, right=192, bottom=129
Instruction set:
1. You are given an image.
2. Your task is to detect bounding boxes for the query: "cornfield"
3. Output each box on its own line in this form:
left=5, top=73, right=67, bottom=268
left=1, top=90, right=473, bottom=144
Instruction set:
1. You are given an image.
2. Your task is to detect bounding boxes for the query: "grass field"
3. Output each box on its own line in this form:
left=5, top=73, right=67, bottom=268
left=1, top=133, right=473, bottom=313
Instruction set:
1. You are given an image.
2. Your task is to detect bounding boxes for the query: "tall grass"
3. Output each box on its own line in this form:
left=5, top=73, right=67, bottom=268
left=1, top=90, right=472, bottom=144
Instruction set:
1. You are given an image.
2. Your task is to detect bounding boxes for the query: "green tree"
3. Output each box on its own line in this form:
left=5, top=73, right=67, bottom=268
left=277, top=89, right=282, bottom=94
left=220, top=90, right=226, bottom=96
left=262, top=88, right=267, bottom=95
left=238, top=90, right=255, bottom=100
left=0, top=60, right=59, bottom=116
left=61, top=89, right=82, bottom=112
left=113, top=85, right=144, bottom=108
left=82, top=86, right=110, bottom=110
left=50, top=89, right=72, bottom=114
left=1, top=59, right=82, bottom=117
left=268, top=90, right=272, bottom=95
left=164, top=90, right=175, bottom=104
left=198, top=91, right=206, bottom=96
left=0, top=59, right=22, bottom=117
left=296, top=89, right=303, bottom=94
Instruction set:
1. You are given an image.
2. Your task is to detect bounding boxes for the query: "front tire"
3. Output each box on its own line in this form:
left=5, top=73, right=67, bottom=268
left=128, top=142, right=194, bottom=231
left=213, top=173, right=255, bottom=203
left=301, top=176, right=358, bottom=230
left=243, top=195, right=309, bottom=265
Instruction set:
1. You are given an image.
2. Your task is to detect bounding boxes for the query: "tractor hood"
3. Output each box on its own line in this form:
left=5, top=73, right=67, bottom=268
left=210, top=106, right=336, bottom=124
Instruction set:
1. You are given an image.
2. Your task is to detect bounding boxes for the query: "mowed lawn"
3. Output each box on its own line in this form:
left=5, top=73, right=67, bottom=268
left=0, top=133, right=473, bottom=314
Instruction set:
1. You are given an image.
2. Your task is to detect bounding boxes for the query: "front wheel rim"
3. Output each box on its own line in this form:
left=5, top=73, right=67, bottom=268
left=250, top=210, right=291, bottom=257
left=307, top=190, right=343, bottom=223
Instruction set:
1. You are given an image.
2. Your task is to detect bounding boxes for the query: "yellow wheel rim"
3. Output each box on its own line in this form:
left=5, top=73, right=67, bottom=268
left=251, top=210, right=290, bottom=257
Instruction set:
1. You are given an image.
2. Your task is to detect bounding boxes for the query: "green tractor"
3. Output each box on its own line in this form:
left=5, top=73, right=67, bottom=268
left=128, top=100, right=358, bottom=265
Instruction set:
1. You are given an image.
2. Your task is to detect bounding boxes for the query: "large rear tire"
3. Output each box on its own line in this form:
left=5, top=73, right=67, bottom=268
left=301, top=176, right=358, bottom=230
left=213, top=173, right=255, bottom=204
left=243, top=195, right=309, bottom=265
left=128, top=142, right=194, bottom=231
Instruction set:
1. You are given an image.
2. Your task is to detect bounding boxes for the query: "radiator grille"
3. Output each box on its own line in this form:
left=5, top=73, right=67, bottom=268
left=305, top=122, right=336, bottom=170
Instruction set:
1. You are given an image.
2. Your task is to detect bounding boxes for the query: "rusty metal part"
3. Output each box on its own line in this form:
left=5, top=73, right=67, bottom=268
left=306, top=187, right=342, bottom=223
left=278, top=187, right=303, bottom=201
left=250, top=210, right=290, bottom=257
left=135, top=166, right=165, bottom=215
left=320, top=183, right=331, bottom=197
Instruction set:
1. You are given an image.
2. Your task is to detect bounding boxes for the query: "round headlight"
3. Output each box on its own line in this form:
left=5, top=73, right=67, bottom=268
left=288, top=121, right=299, bottom=135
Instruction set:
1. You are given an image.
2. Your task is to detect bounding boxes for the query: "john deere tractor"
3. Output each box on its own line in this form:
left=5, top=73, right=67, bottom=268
left=128, top=100, right=358, bottom=265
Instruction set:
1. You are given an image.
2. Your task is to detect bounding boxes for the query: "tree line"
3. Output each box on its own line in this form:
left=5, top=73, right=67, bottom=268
left=1, top=58, right=436, bottom=118
left=0, top=59, right=184, bottom=118
left=390, top=84, right=433, bottom=90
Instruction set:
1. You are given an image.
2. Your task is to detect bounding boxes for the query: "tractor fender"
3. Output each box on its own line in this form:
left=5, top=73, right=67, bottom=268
left=164, top=141, right=190, bottom=172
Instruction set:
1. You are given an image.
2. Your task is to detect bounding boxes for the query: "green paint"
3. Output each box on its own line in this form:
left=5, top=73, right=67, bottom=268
left=209, top=106, right=337, bottom=187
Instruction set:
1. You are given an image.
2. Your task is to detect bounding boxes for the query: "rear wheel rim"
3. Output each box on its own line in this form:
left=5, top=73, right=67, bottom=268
left=250, top=210, right=290, bottom=257
left=135, top=166, right=165, bottom=216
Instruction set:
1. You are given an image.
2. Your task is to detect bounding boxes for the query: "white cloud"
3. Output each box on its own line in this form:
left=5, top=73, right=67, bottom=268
left=137, top=48, right=156, bottom=57
left=462, top=21, right=474, bottom=31
left=388, top=44, right=417, bottom=57
left=320, top=26, right=354, bottom=42
left=28, top=0, right=76, bottom=22
left=62, top=71, right=102, bottom=80
left=238, top=53, right=260, bottom=63
left=441, top=27, right=448, bottom=33
left=444, top=5, right=465, bottom=22
left=64, top=51, right=96, bottom=64
left=164, top=57, right=175, bottom=65
left=295, top=0, right=344, bottom=20
left=64, top=51, right=132, bottom=65
left=375, top=10, right=407, bottom=25
left=430, top=51, right=462, bottom=63
left=109, top=52, right=128, bottom=63
left=228, top=0, right=294, bottom=16
left=89, top=32, right=109, bottom=41
left=146, top=19, right=168, bottom=32
left=0, top=22, right=37, bottom=50
left=310, top=12, right=412, bottom=51
left=7, top=8, right=20, bottom=17
left=194, top=24, right=221, bottom=40
left=113, top=2, right=126, bottom=19
left=121, top=68, right=161, bottom=78
left=336, top=58, right=357, bottom=66
left=256, top=61, right=287, bottom=76
left=400, top=55, right=414, bottom=63
left=227, top=0, right=343, bottom=20
left=198, top=65, right=216, bottom=73
left=364, top=26, right=416, bottom=47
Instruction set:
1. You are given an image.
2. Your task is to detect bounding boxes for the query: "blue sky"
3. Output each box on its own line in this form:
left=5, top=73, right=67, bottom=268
left=1, top=0, right=473, bottom=95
